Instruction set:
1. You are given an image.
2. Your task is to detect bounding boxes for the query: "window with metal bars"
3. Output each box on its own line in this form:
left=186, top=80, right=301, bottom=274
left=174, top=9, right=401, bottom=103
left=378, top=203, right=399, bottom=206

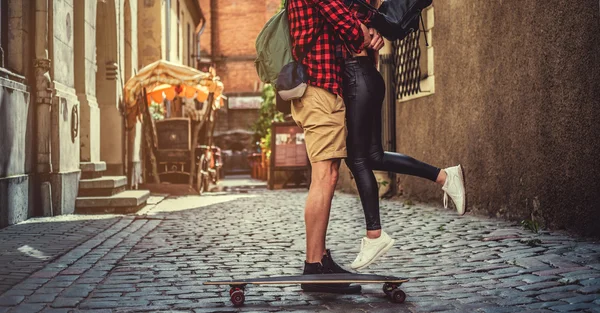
left=393, top=31, right=421, bottom=99
left=392, top=6, right=434, bottom=101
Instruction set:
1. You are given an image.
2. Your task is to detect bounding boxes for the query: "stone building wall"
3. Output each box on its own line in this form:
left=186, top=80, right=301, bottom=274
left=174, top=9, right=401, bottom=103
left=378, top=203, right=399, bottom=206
left=337, top=1, right=600, bottom=237
left=0, top=1, right=38, bottom=227
left=138, top=0, right=163, bottom=68
left=0, top=80, right=34, bottom=228
left=138, top=0, right=201, bottom=68
left=0, top=0, right=143, bottom=228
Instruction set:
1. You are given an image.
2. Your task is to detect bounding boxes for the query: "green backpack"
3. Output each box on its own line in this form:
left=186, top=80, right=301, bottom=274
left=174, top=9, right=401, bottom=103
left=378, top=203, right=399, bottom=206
left=254, top=3, right=293, bottom=85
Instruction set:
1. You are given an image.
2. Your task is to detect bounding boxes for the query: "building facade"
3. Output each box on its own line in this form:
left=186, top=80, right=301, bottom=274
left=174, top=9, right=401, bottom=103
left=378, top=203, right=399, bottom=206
left=0, top=0, right=205, bottom=228
left=339, top=1, right=600, bottom=236
left=138, top=0, right=203, bottom=69
left=199, top=0, right=280, bottom=173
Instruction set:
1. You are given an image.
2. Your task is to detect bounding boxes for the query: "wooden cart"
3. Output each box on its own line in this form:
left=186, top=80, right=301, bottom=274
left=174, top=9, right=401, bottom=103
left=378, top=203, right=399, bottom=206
left=123, top=60, right=224, bottom=194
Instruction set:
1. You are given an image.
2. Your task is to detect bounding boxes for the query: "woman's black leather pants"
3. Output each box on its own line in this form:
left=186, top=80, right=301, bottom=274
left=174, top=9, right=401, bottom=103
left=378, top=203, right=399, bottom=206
left=343, top=56, right=441, bottom=230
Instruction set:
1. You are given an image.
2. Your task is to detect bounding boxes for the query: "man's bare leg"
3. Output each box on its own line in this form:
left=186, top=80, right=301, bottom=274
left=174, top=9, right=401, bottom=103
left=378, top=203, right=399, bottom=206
left=305, top=159, right=340, bottom=263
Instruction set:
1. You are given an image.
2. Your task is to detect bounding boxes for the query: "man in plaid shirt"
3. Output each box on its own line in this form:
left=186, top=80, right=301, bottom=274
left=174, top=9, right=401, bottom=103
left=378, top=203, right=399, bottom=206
left=287, top=0, right=380, bottom=293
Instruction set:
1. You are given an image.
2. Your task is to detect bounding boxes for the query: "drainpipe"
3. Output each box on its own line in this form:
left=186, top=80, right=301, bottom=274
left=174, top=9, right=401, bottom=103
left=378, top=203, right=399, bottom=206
left=165, top=0, right=171, bottom=61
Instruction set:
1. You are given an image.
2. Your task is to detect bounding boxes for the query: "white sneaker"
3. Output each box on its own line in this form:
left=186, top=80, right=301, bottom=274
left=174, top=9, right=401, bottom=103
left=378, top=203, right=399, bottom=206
left=442, top=165, right=466, bottom=215
left=350, top=230, right=395, bottom=271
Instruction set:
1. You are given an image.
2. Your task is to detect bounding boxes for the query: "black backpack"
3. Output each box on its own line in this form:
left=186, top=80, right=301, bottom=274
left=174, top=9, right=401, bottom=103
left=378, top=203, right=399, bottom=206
left=350, top=0, right=433, bottom=41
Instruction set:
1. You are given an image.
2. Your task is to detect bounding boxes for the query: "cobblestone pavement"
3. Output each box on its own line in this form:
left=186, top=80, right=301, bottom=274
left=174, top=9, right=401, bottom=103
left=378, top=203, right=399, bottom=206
left=0, top=215, right=122, bottom=295
left=1, top=187, right=599, bottom=313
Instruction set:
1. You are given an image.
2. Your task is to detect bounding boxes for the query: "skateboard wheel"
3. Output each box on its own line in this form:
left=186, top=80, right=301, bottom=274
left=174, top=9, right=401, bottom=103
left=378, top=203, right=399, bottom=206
left=383, top=283, right=398, bottom=296
left=391, top=289, right=406, bottom=303
left=229, top=286, right=244, bottom=296
left=230, top=290, right=245, bottom=307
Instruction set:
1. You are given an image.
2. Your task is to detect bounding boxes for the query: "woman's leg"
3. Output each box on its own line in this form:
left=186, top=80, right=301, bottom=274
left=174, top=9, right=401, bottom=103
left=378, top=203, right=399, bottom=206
left=344, top=63, right=382, bottom=232
left=364, top=66, right=466, bottom=216
left=365, top=67, right=443, bottom=183
left=344, top=59, right=395, bottom=271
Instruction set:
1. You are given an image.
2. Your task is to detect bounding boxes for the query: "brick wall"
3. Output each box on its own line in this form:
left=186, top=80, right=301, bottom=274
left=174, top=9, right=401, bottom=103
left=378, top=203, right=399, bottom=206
left=213, top=0, right=280, bottom=95
left=201, top=0, right=280, bottom=150
left=198, top=0, right=211, bottom=57
left=218, top=61, right=261, bottom=93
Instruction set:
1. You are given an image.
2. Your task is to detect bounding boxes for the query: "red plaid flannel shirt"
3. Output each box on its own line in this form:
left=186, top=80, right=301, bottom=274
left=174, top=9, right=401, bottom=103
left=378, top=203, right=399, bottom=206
left=288, top=0, right=375, bottom=97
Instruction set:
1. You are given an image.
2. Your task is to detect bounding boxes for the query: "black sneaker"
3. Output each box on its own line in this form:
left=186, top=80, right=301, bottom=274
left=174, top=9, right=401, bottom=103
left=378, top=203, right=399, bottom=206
left=322, top=249, right=352, bottom=274
left=300, top=262, right=361, bottom=294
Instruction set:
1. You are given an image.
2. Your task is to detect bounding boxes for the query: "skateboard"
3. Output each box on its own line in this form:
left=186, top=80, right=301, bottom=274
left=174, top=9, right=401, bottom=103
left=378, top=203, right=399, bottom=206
left=204, top=273, right=409, bottom=307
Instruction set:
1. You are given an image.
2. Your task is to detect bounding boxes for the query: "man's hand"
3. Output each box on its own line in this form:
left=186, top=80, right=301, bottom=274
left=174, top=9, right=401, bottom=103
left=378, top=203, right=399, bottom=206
left=360, top=23, right=372, bottom=49
left=369, top=28, right=385, bottom=51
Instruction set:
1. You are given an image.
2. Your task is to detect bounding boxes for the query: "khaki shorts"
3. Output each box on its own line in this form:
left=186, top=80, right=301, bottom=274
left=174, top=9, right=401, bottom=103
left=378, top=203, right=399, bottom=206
left=291, top=85, right=347, bottom=163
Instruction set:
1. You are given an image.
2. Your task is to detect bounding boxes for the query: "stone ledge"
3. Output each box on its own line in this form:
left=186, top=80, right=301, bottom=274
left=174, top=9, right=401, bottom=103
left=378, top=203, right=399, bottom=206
left=75, top=190, right=150, bottom=212
left=75, top=202, right=147, bottom=215
left=79, top=176, right=126, bottom=190
left=80, top=162, right=107, bottom=173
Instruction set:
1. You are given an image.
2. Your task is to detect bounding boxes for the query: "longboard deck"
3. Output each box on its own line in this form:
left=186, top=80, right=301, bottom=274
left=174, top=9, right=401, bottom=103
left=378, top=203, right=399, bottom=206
left=206, top=273, right=410, bottom=306
left=204, top=273, right=409, bottom=285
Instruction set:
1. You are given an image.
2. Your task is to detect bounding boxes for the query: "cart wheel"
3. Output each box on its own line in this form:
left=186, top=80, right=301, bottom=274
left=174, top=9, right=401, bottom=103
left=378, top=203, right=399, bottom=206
left=230, top=289, right=245, bottom=307
left=382, top=283, right=397, bottom=297
left=196, top=162, right=204, bottom=195
left=199, top=155, right=210, bottom=192
left=213, top=169, right=220, bottom=184
left=203, top=174, right=210, bottom=192
left=391, top=289, right=406, bottom=304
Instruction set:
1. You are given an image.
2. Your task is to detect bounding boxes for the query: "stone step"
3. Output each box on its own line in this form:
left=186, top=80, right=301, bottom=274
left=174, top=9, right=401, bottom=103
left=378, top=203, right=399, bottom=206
left=78, top=176, right=127, bottom=197
left=75, top=190, right=150, bottom=214
left=80, top=162, right=107, bottom=179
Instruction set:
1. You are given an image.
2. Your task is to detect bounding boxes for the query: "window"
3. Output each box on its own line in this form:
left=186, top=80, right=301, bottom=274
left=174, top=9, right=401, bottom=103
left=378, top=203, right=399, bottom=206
left=181, top=11, right=184, bottom=60
left=187, top=23, right=191, bottom=66
left=0, top=0, right=8, bottom=68
left=393, top=6, right=435, bottom=101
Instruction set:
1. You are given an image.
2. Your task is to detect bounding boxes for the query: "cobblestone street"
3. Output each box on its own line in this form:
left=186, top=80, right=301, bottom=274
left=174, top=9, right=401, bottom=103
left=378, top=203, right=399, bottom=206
left=1, top=184, right=599, bottom=313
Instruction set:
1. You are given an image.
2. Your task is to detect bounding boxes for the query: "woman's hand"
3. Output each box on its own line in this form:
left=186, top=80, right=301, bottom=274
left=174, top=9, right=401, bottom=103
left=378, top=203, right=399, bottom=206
left=361, top=23, right=372, bottom=49
left=369, top=28, right=385, bottom=51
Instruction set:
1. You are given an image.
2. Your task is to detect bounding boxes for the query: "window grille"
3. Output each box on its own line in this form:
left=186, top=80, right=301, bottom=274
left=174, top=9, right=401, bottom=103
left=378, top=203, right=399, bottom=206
left=392, top=30, right=422, bottom=100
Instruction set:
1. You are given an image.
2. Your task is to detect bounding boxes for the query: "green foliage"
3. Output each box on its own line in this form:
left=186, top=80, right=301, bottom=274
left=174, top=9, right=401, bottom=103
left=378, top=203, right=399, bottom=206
left=376, top=179, right=389, bottom=195
left=523, top=239, right=542, bottom=247
left=521, top=219, right=542, bottom=234
left=279, top=0, right=286, bottom=10
left=251, top=84, right=283, bottom=150
left=260, top=128, right=272, bottom=158
left=149, top=101, right=165, bottom=120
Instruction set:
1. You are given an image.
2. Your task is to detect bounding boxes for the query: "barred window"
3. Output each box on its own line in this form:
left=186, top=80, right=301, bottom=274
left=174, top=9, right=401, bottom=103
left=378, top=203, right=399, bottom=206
left=393, top=6, right=435, bottom=101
